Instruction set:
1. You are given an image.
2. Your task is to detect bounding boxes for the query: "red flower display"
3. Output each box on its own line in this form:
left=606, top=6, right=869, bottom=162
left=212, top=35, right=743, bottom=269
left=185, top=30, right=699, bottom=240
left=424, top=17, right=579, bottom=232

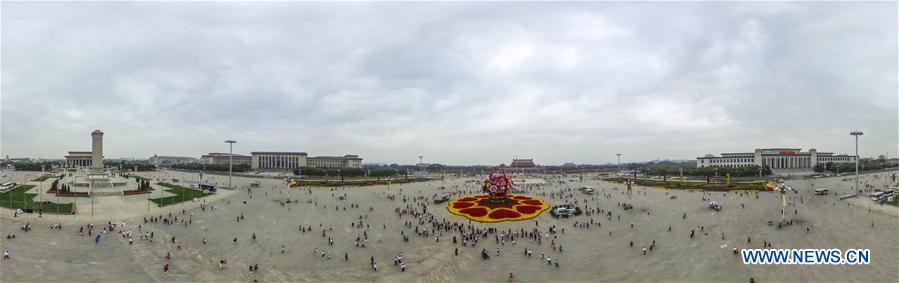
left=448, top=194, right=549, bottom=223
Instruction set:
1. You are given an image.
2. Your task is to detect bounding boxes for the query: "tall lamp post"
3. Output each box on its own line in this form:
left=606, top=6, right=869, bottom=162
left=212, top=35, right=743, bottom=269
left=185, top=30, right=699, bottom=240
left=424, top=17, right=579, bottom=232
left=40, top=165, right=45, bottom=213
left=850, top=131, right=863, bottom=196
left=225, top=140, right=236, bottom=189
left=616, top=153, right=622, bottom=173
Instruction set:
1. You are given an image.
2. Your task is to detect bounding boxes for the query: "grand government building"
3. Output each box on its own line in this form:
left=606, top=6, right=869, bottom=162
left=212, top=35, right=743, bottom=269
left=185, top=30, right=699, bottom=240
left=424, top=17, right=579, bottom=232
left=198, top=152, right=363, bottom=170
left=697, top=148, right=857, bottom=170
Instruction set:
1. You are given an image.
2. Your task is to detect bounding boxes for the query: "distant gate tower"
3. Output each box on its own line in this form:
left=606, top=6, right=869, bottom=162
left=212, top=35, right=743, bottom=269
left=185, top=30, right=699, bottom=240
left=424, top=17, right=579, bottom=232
left=91, top=130, right=104, bottom=170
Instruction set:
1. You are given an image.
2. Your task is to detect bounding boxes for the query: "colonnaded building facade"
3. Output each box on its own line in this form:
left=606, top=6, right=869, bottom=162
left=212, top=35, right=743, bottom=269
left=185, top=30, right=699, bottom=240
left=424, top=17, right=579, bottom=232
left=64, top=130, right=105, bottom=169
left=250, top=152, right=362, bottom=170
left=201, top=153, right=252, bottom=166
left=697, top=148, right=857, bottom=170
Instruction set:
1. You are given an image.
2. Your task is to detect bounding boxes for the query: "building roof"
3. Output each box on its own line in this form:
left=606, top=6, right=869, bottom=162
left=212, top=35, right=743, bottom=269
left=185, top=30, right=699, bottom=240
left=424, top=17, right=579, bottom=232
left=699, top=148, right=853, bottom=159
left=68, top=151, right=92, bottom=154
left=510, top=158, right=536, bottom=167
left=202, top=153, right=250, bottom=157
left=250, top=152, right=308, bottom=156
left=309, top=155, right=362, bottom=160
left=151, top=155, right=195, bottom=159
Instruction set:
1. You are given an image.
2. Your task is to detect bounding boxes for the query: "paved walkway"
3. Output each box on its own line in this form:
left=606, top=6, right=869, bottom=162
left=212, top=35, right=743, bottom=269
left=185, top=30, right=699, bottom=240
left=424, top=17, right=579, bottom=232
left=1, top=170, right=896, bottom=282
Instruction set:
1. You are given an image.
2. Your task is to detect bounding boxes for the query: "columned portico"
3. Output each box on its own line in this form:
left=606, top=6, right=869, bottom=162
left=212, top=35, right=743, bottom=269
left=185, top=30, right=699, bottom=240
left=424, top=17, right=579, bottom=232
left=65, top=151, right=93, bottom=168
left=698, top=148, right=857, bottom=171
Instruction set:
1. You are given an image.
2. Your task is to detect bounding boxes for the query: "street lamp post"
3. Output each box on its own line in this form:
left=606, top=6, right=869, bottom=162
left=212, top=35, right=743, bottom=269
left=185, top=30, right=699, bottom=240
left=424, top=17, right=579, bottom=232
left=40, top=165, right=45, bottom=213
left=90, top=182, right=94, bottom=218
left=850, top=131, right=863, bottom=196
left=616, top=153, right=622, bottom=173
left=225, top=140, right=236, bottom=189
left=56, top=173, right=60, bottom=215
left=418, top=155, right=425, bottom=176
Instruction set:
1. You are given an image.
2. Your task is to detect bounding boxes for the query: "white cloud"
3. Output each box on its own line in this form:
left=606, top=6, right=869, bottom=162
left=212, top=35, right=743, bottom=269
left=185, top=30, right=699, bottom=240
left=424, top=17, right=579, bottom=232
left=1, top=2, right=895, bottom=164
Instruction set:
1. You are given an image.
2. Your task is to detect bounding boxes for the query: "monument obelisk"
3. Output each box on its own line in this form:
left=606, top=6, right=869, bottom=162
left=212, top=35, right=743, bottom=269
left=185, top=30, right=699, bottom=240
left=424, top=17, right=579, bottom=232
left=91, top=130, right=104, bottom=171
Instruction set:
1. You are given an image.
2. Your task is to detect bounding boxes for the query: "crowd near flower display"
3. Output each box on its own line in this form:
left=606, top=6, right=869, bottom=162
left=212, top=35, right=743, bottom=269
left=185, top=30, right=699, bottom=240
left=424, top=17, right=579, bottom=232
left=447, top=170, right=549, bottom=222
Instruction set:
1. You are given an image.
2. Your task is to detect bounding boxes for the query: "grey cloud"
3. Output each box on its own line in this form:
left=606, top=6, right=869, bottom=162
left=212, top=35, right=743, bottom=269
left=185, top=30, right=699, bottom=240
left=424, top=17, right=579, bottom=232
left=2, top=2, right=896, bottom=164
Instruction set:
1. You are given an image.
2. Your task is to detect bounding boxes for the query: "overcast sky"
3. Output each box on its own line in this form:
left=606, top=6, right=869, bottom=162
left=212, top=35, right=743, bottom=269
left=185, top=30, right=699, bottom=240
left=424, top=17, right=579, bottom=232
left=2, top=2, right=897, bottom=165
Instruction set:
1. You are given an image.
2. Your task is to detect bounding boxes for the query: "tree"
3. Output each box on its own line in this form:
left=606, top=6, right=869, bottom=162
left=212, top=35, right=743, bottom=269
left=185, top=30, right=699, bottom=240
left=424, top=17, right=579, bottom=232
left=12, top=162, right=55, bottom=171
left=369, top=169, right=398, bottom=181
left=171, top=163, right=247, bottom=172
left=813, top=164, right=825, bottom=173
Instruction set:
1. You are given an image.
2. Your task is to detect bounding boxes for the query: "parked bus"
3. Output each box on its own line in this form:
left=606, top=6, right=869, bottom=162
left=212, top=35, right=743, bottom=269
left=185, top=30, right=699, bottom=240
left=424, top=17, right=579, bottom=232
left=814, top=188, right=828, bottom=195
left=198, top=184, right=217, bottom=192
left=0, top=182, right=16, bottom=191
left=871, top=189, right=894, bottom=203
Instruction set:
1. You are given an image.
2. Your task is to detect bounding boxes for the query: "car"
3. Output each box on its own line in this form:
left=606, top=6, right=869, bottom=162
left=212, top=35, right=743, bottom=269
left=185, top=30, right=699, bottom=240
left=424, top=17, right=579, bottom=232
left=709, top=200, right=721, bottom=211
left=578, top=186, right=596, bottom=194
left=433, top=195, right=451, bottom=204
left=550, top=205, right=583, bottom=218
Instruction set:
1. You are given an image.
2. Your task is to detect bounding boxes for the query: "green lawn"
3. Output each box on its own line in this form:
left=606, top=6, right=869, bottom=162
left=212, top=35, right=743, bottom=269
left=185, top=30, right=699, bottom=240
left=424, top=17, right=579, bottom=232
left=32, top=175, right=55, bottom=182
left=150, top=183, right=212, bottom=207
left=607, top=177, right=769, bottom=191
left=296, top=177, right=433, bottom=187
left=0, top=185, right=74, bottom=214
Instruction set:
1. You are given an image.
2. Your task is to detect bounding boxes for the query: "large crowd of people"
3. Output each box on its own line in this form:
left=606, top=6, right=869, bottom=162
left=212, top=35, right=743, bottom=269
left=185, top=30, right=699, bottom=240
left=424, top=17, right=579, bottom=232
left=1, top=170, right=896, bottom=282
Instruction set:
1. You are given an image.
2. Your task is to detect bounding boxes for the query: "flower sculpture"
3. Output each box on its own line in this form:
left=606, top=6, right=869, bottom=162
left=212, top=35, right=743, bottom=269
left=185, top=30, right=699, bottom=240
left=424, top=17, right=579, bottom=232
left=447, top=171, right=549, bottom=222
left=482, top=172, right=513, bottom=203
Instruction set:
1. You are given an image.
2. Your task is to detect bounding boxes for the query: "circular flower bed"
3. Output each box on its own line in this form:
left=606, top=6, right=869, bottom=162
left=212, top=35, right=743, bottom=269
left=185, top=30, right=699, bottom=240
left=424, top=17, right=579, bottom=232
left=447, top=194, right=549, bottom=223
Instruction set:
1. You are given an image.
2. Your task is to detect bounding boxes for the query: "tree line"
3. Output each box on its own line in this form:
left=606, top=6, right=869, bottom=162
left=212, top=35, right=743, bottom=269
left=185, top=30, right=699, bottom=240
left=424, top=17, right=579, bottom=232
left=12, top=162, right=55, bottom=171
left=292, top=167, right=402, bottom=179
left=640, top=164, right=772, bottom=177
left=113, top=161, right=156, bottom=171
left=170, top=163, right=250, bottom=172
left=813, top=158, right=898, bottom=174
